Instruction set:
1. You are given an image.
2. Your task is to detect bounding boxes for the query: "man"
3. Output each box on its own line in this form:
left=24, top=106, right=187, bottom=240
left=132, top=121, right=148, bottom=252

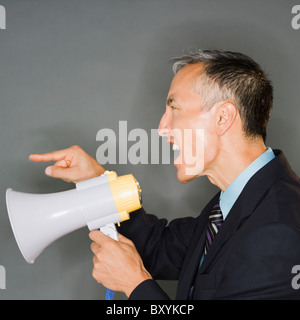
left=30, top=50, right=300, bottom=299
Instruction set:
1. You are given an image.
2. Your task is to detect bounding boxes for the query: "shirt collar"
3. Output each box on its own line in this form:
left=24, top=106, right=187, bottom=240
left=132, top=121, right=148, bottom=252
left=219, top=147, right=275, bottom=220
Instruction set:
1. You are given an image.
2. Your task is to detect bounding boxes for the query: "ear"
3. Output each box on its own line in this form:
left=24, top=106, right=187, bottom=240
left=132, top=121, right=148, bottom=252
left=215, top=102, right=238, bottom=136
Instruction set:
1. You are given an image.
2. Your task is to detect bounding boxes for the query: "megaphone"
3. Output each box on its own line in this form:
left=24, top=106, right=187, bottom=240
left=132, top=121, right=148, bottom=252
left=6, top=171, right=142, bottom=264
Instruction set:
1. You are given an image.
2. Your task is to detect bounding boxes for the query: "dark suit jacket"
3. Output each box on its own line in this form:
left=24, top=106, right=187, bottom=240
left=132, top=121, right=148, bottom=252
left=118, top=150, right=300, bottom=299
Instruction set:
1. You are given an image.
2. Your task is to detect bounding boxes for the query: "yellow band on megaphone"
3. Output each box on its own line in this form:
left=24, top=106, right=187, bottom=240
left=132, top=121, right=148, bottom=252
left=104, top=170, right=118, bottom=182
left=109, top=173, right=142, bottom=221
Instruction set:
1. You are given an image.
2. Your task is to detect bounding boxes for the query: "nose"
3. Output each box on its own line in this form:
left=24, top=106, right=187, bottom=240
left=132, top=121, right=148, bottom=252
left=158, top=111, right=172, bottom=137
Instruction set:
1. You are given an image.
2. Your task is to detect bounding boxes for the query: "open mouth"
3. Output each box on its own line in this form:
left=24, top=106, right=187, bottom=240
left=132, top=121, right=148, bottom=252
left=172, top=143, right=180, bottom=151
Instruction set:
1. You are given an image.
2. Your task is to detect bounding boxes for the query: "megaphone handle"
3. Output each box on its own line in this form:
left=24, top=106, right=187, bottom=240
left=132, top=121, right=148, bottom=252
left=99, top=223, right=119, bottom=300
left=100, top=223, right=119, bottom=241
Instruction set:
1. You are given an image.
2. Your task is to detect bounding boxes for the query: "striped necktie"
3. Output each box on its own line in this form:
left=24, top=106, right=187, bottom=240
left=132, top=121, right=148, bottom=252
left=204, top=203, right=223, bottom=255
left=189, top=202, right=224, bottom=299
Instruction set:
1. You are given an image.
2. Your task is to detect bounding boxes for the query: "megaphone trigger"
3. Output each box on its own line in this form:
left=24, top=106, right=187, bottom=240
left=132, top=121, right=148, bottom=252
left=99, top=222, right=119, bottom=300
left=100, top=223, right=119, bottom=241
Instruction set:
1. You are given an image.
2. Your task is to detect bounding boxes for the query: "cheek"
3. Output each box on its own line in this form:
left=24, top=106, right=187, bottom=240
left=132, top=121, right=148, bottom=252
left=189, top=120, right=215, bottom=168
left=176, top=128, right=205, bottom=176
left=202, top=129, right=218, bottom=166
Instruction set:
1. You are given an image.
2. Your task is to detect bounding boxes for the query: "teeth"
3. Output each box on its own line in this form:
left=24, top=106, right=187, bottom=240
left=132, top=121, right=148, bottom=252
left=172, top=144, right=180, bottom=151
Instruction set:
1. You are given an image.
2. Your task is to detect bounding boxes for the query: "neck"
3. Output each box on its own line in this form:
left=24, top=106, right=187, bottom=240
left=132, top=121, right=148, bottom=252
left=205, top=139, right=267, bottom=191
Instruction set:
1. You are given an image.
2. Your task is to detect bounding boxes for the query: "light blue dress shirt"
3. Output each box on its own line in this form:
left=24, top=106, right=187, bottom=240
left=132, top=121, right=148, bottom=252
left=219, top=147, right=275, bottom=220
left=198, top=147, right=275, bottom=268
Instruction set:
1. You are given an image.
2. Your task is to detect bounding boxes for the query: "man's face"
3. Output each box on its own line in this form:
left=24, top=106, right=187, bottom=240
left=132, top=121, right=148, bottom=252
left=159, top=64, right=218, bottom=183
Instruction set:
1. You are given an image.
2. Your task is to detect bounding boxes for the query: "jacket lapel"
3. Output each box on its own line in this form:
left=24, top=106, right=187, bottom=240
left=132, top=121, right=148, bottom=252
left=175, top=193, right=219, bottom=299
left=198, top=199, right=243, bottom=274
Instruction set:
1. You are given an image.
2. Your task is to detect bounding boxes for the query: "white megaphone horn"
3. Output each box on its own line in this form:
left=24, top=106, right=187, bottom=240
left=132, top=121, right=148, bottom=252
left=6, top=171, right=142, bottom=264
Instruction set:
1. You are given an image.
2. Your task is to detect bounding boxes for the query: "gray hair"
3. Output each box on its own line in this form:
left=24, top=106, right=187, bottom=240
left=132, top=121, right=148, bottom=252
left=171, top=49, right=273, bottom=141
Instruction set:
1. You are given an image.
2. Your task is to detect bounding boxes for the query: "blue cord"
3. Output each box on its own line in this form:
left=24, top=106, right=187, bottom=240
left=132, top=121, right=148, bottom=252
left=105, top=288, right=115, bottom=300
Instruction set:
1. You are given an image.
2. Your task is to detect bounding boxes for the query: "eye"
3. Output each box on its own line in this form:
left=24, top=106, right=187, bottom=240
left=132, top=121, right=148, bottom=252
left=170, top=105, right=177, bottom=110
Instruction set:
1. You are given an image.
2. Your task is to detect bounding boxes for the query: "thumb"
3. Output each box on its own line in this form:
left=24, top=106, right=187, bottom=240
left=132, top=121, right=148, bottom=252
left=45, top=165, right=75, bottom=182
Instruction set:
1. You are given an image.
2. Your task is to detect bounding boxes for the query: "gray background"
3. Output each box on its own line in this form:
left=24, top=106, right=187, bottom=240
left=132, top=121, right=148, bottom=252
left=0, top=0, right=299, bottom=300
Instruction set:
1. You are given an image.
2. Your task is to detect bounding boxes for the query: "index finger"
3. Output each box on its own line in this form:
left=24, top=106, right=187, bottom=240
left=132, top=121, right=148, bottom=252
left=29, top=149, right=67, bottom=162
left=89, top=230, right=112, bottom=244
